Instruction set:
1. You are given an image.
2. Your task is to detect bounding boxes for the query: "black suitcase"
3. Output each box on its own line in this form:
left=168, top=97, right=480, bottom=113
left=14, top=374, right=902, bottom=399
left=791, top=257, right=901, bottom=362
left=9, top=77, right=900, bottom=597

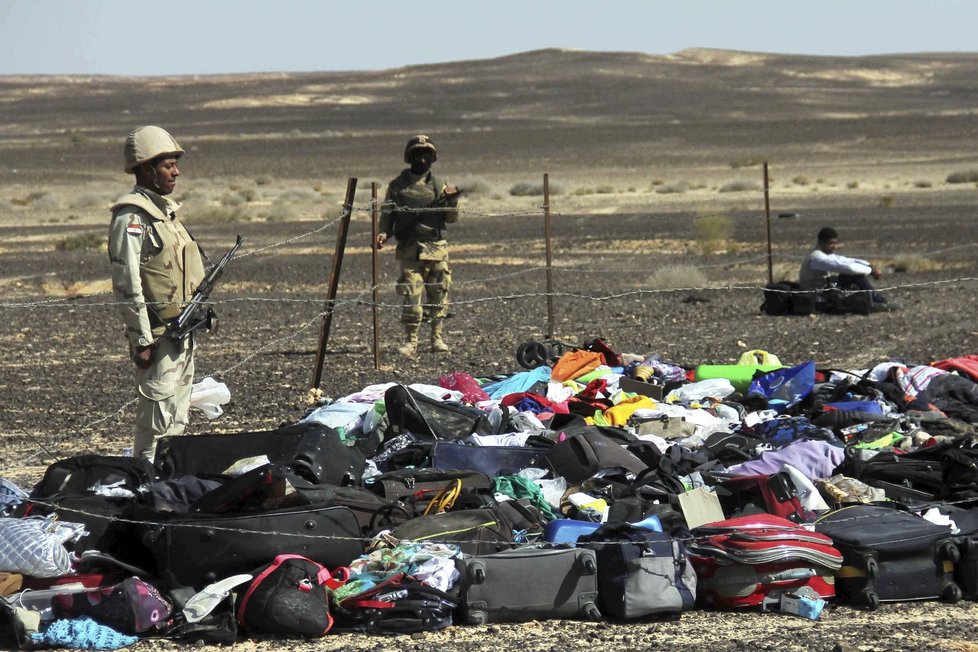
left=154, top=422, right=365, bottom=487
left=363, top=468, right=492, bottom=504
left=456, top=546, right=600, bottom=624
left=814, top=505, right=962, bottom=608
left=135, top=504, right=363, bottom=589
left=430, top=442, right=549, bottom=479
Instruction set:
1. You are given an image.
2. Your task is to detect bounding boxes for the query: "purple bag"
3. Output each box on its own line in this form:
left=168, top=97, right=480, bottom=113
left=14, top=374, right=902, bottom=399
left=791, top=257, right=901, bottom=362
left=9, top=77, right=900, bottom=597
left=52, top=576, right=172, bottom=634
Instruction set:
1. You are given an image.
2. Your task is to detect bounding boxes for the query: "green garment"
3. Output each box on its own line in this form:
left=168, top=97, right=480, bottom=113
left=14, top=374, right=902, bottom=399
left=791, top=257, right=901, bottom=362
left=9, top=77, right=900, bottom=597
left=492, top=475, right=557, bottom=521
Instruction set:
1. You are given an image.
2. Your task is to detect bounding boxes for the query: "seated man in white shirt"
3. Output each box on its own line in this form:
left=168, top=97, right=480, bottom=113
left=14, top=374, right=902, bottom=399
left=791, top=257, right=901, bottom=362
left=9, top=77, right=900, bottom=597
left=799, top=226, right=897, bottom=311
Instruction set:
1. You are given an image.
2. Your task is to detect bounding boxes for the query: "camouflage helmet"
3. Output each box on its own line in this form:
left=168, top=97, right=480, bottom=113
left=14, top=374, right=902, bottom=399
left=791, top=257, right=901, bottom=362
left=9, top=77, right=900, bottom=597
left=123, top=125, right=184, bottom=173
left=403, top=134, right=437, bottom=164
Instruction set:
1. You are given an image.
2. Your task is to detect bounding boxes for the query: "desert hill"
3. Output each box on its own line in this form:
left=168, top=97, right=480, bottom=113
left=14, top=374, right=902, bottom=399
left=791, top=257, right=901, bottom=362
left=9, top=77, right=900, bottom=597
left=2, top=48, right=978, bottom=190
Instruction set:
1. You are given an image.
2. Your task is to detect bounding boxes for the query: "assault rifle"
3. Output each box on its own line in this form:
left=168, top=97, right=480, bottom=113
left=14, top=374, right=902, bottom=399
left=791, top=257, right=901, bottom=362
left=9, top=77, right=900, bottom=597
left=168, top=235, right=243, bottom=341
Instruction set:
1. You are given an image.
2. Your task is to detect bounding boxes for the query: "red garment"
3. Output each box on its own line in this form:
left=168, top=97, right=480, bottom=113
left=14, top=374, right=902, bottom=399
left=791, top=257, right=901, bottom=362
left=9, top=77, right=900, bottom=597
left=438, top=371, right=490, bottom=404
left=932, top=355, right=978, bottom=382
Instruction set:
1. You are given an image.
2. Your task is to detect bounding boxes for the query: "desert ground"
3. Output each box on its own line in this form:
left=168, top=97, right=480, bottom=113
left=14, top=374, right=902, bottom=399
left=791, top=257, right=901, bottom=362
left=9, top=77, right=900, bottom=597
left=2, top=49, right=978, bottom=650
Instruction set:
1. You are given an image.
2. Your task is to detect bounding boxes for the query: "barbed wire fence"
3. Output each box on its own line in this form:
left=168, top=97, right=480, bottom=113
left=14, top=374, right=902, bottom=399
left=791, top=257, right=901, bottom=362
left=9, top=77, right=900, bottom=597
left=1, top=170, right=978, bottom=479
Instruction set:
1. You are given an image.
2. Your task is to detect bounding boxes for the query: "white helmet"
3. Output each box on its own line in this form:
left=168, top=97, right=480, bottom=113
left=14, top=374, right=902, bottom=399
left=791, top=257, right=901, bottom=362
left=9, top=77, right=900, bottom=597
left=123, top=125, right=184, bottom=173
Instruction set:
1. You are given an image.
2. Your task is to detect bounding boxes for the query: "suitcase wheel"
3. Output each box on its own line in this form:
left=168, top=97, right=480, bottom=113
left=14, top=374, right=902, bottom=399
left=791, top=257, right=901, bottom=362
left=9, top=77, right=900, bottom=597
left=962, top=537, right=976, bottom=557
left=466, top=610, right=487, bottom=626
left=582, top=557, right=597, bottom=575
left=860, top=588, right=880, bottom=610
left=942, top=582, right=962, bottom=604
left=583, top=603, right=601, bottom=621
left=939, top=541, right=961, bottom=564
left=864, top=557, right=878, bottom=579
left=472, top=566, right=486, bottom=585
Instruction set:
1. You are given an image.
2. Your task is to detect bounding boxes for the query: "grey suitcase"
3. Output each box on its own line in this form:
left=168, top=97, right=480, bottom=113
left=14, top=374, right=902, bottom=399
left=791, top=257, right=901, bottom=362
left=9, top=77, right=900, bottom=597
left=456, top=546, right=601, bottom=624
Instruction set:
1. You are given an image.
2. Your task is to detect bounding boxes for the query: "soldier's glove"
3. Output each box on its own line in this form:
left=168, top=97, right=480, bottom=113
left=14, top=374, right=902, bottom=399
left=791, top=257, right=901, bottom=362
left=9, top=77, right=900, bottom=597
left=134, top=344, right=155, bottom=369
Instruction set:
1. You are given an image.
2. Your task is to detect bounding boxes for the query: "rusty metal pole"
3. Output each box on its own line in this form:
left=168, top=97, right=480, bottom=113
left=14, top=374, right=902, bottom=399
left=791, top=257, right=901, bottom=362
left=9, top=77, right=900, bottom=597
left=311, top=177, right=357, bottom=389
left=371, top=182, right=381, bottom=371
left=543, top=173, right=555, bottom=339
left=764, top=162, right=773, bottom=285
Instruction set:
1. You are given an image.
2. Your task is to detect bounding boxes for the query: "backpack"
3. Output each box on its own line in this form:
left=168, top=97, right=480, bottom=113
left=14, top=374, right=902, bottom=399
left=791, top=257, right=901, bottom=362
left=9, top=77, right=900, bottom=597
left=236, top=555, right=342, bottom=638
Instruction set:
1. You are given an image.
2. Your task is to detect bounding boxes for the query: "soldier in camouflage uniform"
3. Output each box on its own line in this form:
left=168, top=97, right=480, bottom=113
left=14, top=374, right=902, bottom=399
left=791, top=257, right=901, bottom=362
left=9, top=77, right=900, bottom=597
left=376, top=135, right=461, bottom=356
left=108, top=126, right=205, bottom=459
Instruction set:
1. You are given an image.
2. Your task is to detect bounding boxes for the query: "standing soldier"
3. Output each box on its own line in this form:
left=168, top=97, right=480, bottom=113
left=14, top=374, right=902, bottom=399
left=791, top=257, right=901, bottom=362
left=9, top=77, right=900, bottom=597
left=108, top=126, right=205, bottom=459
left=376, top=135, right=461, bottom=356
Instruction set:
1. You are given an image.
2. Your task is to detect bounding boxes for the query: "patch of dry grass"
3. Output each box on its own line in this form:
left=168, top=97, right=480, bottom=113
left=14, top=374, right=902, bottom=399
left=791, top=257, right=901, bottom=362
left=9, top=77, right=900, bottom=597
left=645, top=264, right=708, bottom=289
left=890, top=255, right=943, bottom=273
left=693, top=213, right=734, bottom=254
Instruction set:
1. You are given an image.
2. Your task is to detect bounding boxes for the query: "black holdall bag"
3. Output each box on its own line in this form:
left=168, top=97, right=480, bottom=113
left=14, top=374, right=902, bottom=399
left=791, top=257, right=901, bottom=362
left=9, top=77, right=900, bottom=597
left=155, top=421, right=365, bottom=487
left=761, top=282, right=815, bottom=316
left=30, top=455, right=156, bottom=503
left=333, top=574, right=458, bottom=634
left=545, top=431, right=648, bottom=485
left=383, top=385, right=493, bottom=441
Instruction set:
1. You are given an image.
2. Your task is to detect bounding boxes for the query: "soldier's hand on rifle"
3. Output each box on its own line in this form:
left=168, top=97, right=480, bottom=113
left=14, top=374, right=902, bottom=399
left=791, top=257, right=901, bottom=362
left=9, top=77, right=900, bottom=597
left=443, top=185, right=460, bottom=198
left=133, top=344, right=155, bottom=369
left=375, top=233, right=388, bottom=250
left=870, top=264, right=882, bottom=280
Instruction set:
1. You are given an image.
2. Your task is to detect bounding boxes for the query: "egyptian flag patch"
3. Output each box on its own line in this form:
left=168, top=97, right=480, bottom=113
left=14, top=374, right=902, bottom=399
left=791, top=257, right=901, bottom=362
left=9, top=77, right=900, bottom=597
left=126, top=224, right=144, bottom=237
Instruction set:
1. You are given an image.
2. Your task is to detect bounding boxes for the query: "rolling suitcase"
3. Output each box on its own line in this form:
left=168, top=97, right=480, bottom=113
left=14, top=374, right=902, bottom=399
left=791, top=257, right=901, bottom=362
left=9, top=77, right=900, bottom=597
left=456, top=546, right=600, bottom=624
left=135, top=504, right=363, bottom=589
left=813, top=505, right=962, bottom=608
left=689, top=514, right=842, bottom=609
left=578, top=523, right=696, bottom=619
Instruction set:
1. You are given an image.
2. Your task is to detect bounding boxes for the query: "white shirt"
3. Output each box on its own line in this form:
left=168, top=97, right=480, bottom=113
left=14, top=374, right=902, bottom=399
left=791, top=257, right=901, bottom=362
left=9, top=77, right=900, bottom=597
left=798, top=248, right=872, bottom=290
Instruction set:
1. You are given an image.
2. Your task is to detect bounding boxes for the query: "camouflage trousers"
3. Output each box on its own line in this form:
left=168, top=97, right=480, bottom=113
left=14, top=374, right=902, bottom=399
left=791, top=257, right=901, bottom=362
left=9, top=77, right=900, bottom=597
left=133, top=336, right=194, bottom=460
left=396, top=258, right=452, bottom=324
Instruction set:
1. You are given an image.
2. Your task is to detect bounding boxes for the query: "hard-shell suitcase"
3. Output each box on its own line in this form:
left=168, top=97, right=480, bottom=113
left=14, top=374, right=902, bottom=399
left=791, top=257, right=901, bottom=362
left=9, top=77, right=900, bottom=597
left=135, top=504, right=363, bottom=589
left=689, top=514, right=842, bottom=609
left=456, top=546, right=600, bottom=624
left=154, top=422, right=365, bottom=487
left=814, top=505, right=962, bottom=608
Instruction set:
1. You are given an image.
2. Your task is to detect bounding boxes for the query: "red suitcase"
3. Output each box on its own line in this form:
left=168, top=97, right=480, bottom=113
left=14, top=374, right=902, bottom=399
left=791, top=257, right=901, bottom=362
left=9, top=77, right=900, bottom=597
left=689, top=514, right=842, bottom=609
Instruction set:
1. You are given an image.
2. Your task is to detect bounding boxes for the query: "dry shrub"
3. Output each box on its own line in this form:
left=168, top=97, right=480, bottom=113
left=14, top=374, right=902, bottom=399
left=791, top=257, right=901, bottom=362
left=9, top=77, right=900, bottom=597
left=24, top=191, right=60, bottom=210
left=255, top=175, right=273, bottom=186
left=655, top=181, right=688, bottom=194
left=792, top=176, right=810, bottom=186
left=719, top=180, right=759, bottom=193
left=277, top=188, right=320, bottom=203
left=890, top=255, right=942, bottom=273
left=221, top=192, right=246, bottom=207
left=595, top=185, right=615, bottom=194
left=193, top=206, right=249, bottom=224
left=455, top=175, right=493, bottom=195
left=645, top=264, right=708, bottom=289
left=847, top=180, right=860, bottom=189
left=56, top=231, right=104, bottom=251
left=693, top=213, right=734, bottom=254
left=771, top=262, right=798, bottom=283
left=946, top=170, right=978, bottom=184
left=68, top=193, right=105, bottom=210
left=879, top=196, right=895, bottom=207
left=509, top=180, right=564, bottom=196
left=914, top=180, right=933, bottom=188
left=729, top=157, right=761, bottom=169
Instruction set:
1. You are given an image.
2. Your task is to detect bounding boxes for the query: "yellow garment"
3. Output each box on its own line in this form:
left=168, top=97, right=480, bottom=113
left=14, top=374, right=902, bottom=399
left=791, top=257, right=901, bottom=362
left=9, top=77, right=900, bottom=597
left=600, top=395, right=657, bottom=426
left=737, top=349, right=782, bottom=366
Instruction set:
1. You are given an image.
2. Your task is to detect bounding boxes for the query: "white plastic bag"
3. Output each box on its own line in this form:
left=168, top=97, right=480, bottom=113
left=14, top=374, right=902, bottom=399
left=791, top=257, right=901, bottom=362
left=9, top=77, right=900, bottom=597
left=190, top=377, right=231, bottom=419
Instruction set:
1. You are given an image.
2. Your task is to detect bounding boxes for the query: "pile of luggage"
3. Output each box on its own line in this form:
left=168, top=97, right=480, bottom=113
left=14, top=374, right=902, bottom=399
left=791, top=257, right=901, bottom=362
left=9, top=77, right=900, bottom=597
left=3, top=344, right=978, bottom=647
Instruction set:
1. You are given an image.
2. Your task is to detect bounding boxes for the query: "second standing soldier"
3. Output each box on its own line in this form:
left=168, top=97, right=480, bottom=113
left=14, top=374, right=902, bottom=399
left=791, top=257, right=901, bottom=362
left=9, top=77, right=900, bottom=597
left=376, top=135, right=461, bottom=356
